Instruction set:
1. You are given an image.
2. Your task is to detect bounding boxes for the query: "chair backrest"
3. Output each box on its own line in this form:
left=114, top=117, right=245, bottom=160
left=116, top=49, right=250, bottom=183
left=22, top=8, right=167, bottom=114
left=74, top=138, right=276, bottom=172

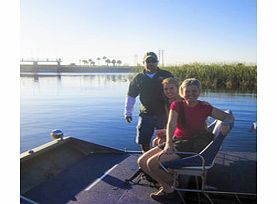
left=163, top=110, right=233, bottom=169
left=200, top=120, right=226, bottom=166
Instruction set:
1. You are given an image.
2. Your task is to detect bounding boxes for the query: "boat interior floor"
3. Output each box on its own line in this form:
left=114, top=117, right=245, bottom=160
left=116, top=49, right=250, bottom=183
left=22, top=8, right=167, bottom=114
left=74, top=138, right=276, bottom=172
left=22, top=151, right=257, bottom=204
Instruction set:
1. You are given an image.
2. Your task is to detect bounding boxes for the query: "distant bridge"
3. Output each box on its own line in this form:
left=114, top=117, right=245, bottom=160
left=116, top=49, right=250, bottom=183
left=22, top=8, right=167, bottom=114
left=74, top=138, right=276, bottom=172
left=20, top=58, right=62, bottom=65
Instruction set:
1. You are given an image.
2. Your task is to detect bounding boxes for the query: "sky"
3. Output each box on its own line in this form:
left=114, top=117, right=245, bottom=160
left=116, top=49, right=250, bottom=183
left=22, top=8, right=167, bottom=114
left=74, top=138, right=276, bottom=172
left=20, top=0, right=257, bottom=65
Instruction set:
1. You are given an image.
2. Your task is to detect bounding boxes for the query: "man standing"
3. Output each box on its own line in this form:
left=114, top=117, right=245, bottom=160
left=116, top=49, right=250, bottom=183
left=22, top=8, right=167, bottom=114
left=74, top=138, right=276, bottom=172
left=124, top=52, right=173, bottom=152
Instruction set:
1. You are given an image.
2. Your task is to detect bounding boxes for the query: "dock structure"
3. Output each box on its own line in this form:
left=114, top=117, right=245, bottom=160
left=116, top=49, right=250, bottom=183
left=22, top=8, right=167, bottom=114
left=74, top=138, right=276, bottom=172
left=21, top=58, right=62, bottom=66
left=21, top=58, right=62, bottom=73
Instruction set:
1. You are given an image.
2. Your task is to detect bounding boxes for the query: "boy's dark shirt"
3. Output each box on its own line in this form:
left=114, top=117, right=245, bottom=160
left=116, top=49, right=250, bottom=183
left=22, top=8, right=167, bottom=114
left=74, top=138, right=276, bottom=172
left=128, top=68, right=173, bottom=116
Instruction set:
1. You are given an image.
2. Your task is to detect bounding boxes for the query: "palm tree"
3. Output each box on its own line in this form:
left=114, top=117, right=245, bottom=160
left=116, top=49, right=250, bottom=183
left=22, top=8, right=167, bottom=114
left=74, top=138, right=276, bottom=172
left=88, top=59, right=93, bottom=66
left=105, top=59, right=111, bottom=66
left=97, top=57, right=101, bottom=65
left=103, top=56, right=107, bottom=66
left=111, top=59, right=116, bottom=66
left=82, top=59, right=88, bottom=65
left=116, top=60, right=122, bottom=66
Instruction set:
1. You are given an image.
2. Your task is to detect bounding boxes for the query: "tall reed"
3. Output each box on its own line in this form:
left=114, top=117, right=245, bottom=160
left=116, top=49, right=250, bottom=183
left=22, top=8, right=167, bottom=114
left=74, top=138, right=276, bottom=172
left=163, top=63, right=256, bottom=92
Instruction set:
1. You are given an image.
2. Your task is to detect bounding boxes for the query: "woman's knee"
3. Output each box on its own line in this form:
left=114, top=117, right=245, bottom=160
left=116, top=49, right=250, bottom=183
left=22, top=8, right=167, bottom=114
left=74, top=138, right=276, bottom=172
left=138, top=147, right=160, bottom=164
left=137, top=155, right=145, bottom=167
left=138, top=154, right=151, bottom=171
left=147, top=157, right=160, bottom=171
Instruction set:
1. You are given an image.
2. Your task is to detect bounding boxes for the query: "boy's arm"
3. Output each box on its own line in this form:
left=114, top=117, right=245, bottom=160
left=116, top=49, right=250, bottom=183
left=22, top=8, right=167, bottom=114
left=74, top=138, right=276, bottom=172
left=124, top=96, right=136, bottom=123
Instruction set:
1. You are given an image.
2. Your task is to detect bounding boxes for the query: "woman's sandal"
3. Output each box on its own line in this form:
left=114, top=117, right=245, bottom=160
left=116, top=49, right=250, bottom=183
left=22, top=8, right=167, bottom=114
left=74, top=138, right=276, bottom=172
left=150, top=190, right=177, bottom=201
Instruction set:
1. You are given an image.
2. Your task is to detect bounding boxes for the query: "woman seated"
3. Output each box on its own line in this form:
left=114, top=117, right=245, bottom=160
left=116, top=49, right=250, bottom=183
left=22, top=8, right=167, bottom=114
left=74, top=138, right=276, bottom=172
left=152, top=77, right=181, bottom=147
left=137, top=78, right=234, bottom=201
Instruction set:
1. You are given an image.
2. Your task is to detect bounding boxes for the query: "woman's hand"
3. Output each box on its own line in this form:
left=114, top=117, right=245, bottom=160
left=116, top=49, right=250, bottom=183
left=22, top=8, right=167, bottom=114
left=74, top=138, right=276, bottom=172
left=211, top=108, right=234, bottom=135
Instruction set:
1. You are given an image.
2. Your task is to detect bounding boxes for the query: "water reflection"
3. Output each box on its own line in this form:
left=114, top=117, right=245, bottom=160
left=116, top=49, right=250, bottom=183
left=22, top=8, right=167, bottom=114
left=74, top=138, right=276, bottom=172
left=20, top=73, right=132, bottom=85
left=20, top=73, right=257, bottom=96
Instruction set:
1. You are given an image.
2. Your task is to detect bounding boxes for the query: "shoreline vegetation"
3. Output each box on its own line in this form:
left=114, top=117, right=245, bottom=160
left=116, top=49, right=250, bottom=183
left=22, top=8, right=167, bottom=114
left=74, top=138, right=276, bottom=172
left=164, top=63, right=257, bottom=93
left=20, top=63, right=256, bottom=93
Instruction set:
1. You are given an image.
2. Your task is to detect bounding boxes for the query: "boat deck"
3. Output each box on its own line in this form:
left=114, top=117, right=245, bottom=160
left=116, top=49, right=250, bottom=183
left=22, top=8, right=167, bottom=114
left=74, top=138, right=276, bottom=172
left=22, top=151, right=256, bottom=204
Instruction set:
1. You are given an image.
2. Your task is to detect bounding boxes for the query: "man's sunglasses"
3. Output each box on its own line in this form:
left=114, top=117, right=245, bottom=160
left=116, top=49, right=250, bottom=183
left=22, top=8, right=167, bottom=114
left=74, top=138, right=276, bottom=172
left=146, top=59, right=158, bottom=63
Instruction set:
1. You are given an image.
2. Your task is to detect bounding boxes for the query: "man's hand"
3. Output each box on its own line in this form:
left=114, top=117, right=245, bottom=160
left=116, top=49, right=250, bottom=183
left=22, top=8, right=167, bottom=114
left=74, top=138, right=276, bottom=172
left=125, top=116, right=132, bottom=123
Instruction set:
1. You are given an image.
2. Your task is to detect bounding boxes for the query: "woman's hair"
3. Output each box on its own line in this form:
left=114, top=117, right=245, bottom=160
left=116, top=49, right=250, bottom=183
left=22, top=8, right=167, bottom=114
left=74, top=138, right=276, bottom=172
left=162, top=77, right=179, bottom=89
left=179, top=78, right=201, bottom=97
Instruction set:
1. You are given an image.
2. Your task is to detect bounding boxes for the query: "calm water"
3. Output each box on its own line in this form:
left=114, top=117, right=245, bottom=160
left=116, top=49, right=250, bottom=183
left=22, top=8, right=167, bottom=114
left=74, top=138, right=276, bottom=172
left=20, top=73, right=257, bottom=153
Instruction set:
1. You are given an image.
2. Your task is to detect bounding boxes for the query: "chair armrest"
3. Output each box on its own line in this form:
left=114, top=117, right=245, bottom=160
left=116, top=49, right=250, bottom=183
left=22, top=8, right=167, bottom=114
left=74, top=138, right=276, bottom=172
left=222, top=110, right=234, bottom=129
